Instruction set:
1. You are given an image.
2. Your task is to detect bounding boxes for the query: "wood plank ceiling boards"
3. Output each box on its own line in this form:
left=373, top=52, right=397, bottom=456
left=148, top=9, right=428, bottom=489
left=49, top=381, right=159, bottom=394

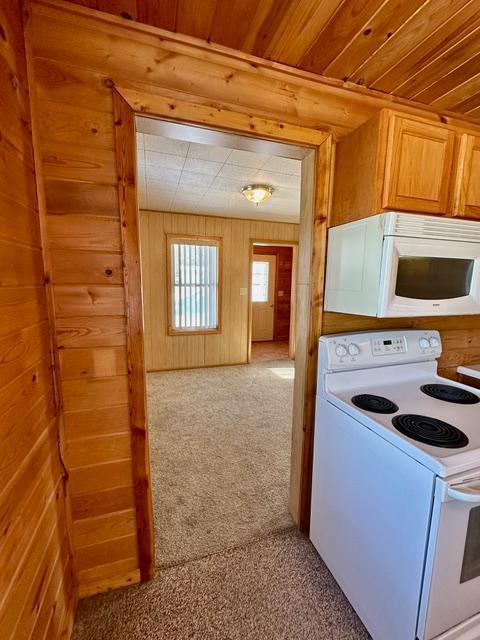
left=65, top=0, right=480, bottom=121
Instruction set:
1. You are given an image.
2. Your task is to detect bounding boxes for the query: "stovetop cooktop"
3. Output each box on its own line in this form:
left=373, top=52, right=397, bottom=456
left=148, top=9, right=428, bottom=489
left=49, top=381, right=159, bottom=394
left=320, top=330, right=480, bottom=477
left=351, top=385, right=476, bottom=448
left=328, top=369, right=480, bottom=477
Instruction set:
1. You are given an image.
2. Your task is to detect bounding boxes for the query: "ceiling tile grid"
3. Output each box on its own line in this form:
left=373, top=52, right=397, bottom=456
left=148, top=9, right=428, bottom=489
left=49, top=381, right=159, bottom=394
left=136, top=133, right=301, bottom=222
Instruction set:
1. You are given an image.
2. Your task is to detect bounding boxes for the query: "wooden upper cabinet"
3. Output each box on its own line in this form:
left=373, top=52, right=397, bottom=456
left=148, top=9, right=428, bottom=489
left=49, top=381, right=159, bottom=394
left=331, top=110, right=460, bottom=226
left=383, top=116, right=455, bottom=214
left=452, top=134, right=480, bottom=219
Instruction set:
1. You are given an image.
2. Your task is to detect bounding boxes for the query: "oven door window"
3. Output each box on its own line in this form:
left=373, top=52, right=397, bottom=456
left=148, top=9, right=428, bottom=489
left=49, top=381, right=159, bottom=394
left=395, top=256, right=474, bottom=300
left=461, top=506, right=480, bottom=583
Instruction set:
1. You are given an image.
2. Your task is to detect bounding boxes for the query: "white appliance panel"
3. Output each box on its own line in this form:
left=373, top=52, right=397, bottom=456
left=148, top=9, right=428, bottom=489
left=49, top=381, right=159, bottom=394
left=310, top=399, right=435, bottom=640
left=324, top=215, right=384, bottom=316
left=324, top=212, right=480, bottom=317
left=419, top=474, right=480, bottom=640
left=311, top=330, right=480, bottom=640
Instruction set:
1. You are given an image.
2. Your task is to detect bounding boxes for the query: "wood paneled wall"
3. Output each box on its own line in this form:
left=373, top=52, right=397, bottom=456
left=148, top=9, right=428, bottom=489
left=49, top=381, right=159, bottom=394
left=0, top=1, right=76, bottom=637
left=253, top=245, right=293, bottom=342
left=25, top=0, right=480, bottom=597
left=141, top=210, right=298, bottom=371
left=25, top=3, right=139, bottom=599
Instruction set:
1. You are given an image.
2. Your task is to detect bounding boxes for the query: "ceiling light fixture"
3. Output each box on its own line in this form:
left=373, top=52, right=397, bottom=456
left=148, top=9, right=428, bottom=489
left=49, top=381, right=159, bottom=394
left=241, top=184, right=274, bottom=206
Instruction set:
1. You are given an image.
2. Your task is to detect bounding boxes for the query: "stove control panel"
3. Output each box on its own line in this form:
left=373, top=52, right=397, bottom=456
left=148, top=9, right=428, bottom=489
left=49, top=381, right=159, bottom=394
left=320, top=330, right=442, bottom=371
left=372, top=336, right=406, bottom=356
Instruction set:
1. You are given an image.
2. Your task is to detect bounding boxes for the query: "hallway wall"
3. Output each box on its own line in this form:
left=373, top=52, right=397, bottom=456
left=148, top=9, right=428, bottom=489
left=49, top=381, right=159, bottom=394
left=0, top=1, right=76, bottom=636
left=141, top=210, right=298, bottom=371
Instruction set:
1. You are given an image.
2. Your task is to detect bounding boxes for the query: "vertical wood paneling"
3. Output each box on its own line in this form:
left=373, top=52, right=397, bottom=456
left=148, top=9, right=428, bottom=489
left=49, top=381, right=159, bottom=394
left=141, top=210, right=299, bottom=371
left=0, top=1, right=76, bottom=637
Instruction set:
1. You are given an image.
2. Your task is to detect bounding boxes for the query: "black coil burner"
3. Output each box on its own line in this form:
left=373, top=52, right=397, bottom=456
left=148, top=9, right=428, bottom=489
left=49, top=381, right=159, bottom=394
left=351, top=394, right=399, bottom=414
left=392, top=414, right=469, bottom=448
left=420, top=383, right=480, bottom=405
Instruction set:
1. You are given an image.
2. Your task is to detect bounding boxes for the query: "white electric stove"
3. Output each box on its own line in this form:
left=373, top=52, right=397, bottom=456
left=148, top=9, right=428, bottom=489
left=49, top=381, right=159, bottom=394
left=310, top=330, right=480, bottom=640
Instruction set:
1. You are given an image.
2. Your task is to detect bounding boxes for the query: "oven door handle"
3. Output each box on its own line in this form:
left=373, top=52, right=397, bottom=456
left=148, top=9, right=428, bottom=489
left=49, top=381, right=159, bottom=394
left=447, top=482, right=480, bottom=503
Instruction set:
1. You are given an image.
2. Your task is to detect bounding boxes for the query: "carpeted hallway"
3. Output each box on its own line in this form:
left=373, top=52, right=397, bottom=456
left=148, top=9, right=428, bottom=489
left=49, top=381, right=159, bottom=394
left=74, top=360, right=370, bottom=639
left=147, top=359, right=295, bottom=567
left=73, top=529, right=370, bottom=640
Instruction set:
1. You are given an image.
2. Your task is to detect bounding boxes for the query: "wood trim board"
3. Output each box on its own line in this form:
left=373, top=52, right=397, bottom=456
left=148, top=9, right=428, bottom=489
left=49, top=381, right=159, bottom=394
left=114, top=92, right=330, bottom=557
left=113, top=90, right=154, bottom=581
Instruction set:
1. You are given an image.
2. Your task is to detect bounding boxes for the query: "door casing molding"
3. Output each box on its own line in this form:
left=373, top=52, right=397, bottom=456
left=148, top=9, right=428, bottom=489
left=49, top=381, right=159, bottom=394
left=113, top=87, right=333, bottom=581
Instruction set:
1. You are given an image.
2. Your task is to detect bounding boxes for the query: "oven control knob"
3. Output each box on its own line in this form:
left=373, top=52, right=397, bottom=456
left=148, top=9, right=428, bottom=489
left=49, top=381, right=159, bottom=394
left=419, top=337, right=430, bottom=349
left=429, top=336, right=440, bottom=348
left=347, top=343, right=360, bottom=356
left=335, top=344, right=348, bottom=358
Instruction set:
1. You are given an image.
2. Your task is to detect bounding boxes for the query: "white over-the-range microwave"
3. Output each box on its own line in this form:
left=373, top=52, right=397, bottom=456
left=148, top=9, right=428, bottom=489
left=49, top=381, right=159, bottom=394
left=324, top=212, right=480, bottom=317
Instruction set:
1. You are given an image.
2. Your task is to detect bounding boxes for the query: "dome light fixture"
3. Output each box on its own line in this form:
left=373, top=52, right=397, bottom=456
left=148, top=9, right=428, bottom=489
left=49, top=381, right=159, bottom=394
left=241, top=184, right=274, bottom=206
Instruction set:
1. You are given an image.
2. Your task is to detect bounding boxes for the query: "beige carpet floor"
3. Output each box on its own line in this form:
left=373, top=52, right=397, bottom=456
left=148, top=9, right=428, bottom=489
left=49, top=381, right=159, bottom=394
left=147, top=360, right=295, bottom=568
left=73, top=528, right=370, bottom=640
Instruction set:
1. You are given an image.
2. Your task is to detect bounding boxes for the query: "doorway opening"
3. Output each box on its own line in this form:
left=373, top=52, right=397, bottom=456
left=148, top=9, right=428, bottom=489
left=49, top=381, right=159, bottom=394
left=250, top=242, right=297, bottom=364
left=134, top=114, right=310, bottom=569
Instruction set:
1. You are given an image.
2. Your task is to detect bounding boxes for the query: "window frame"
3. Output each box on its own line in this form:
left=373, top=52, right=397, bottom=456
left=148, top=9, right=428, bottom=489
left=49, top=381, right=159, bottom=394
left=166, top=233, right=222, bottom=336
left=251, top=259, right=271, bottom=303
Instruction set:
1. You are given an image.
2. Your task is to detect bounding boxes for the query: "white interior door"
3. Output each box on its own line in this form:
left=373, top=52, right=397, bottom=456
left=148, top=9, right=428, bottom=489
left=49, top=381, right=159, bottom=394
left=251, top=255, right=276, bottom=341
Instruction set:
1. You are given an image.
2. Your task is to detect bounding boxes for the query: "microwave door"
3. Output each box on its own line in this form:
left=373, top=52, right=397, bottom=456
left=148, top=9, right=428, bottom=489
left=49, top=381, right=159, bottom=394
left=378, top=236, right=480, bottom=317
left=419, top=476, right=480, bottom=640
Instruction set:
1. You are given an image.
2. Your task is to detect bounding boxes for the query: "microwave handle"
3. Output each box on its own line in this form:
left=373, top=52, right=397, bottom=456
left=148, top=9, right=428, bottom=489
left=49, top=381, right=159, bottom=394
left=447, top=482, right=480, bottom=503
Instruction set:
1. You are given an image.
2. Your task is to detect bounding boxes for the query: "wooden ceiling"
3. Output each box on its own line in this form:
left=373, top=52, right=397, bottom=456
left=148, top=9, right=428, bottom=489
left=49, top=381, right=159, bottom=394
left=67, top=0, right=480, bottom=119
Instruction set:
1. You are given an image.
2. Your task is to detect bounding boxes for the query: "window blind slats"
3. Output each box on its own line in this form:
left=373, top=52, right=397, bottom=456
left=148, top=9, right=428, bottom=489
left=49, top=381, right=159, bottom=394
left=171, top=241, right=218, bottom=331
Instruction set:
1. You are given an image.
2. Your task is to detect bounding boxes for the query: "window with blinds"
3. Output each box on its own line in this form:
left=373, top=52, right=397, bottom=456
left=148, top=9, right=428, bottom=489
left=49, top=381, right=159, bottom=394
left=167, top=236, right=221, bottom=334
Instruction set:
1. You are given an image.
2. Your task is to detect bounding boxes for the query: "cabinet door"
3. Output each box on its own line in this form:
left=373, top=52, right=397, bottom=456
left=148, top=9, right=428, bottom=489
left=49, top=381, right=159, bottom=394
left=452, top=134, right=480, bottom=219
left=383, top=116, right=455, bottom=214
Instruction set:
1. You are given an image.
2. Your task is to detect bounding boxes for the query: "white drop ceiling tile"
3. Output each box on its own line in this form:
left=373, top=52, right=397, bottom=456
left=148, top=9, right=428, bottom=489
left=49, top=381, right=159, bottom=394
left=147, top=194, right=173, bottom=211
left=182, top=157, right=223, bottom=176
left=179, top=170, right=215, bottom=189
left=170, top=201, right=200, bottom=213
left=147, top=183, right=177, bottom=197
left=145, top=150, right=185, bottom=170
left=144, top=134, right=190, bottom=156
left=210, top=187, right=245, bottom=202
left=209, top=177, right=246, bottom=195
left=146, top=165, right=181, bottom=185
left=174, top=186, right=208, bottom=200
left=227, top=149, right=269, bottom=168
left=136, top=133, right=144, bottom=149
left=261, top=156, right=301, bottom=175
left=187, top=143, right=232, bottom=163
left=254, top=170, right=300, bottom=189
left=218, top=164, right=258, bottom=181
left=273, top=189, right=301, bottom=203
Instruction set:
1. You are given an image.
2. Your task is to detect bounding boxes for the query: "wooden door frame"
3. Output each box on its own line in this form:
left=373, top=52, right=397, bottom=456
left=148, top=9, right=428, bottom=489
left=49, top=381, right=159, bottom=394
left=248, top=240, right=299, bottom=362
left=113, top=88, right=333, bottom=582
